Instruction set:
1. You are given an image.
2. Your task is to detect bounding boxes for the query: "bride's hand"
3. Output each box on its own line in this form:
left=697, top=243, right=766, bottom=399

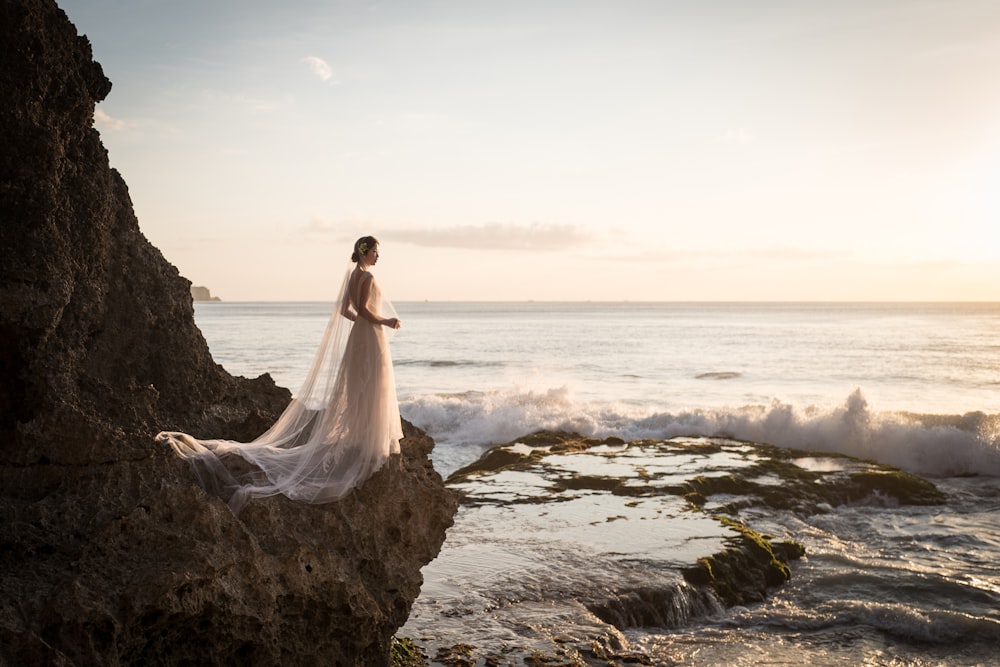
left=385, top=318, right=401, bottom=330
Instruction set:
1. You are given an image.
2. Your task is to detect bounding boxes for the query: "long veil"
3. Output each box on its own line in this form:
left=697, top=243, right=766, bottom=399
left=158, top=264, right=401, bottom=513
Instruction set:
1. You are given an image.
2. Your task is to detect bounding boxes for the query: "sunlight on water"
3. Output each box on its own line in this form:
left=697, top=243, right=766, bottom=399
left=792, top=456, right=857, bottom=473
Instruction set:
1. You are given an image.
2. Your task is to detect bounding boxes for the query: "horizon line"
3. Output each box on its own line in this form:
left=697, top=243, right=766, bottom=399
left=194, top=298, right=1000, bottom=305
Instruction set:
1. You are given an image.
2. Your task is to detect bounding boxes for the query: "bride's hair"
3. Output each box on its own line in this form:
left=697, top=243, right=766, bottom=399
left=351, top=235, right=379, bottom=263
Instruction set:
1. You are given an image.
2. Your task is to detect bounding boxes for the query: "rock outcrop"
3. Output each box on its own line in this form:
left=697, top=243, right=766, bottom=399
left=0, top=1, right=457, bottom=664
left=190, top=285, right=221, bottom=302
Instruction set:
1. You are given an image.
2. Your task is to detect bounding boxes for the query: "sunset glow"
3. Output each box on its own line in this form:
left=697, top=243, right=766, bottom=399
left=66, top=0, right=1000, bottom=301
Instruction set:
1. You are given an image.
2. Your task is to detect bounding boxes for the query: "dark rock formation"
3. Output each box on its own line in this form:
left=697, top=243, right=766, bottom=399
left=0, top=1, right=457, bottom=664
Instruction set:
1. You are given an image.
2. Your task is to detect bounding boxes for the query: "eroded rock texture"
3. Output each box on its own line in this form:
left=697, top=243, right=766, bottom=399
left=0, top=1, right=456, bottom=664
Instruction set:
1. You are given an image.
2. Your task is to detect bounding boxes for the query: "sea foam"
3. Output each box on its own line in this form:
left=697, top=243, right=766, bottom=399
left=401, top=387, right=1000, bottom=477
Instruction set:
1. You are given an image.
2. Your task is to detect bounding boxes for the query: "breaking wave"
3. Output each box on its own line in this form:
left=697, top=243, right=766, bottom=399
left=400, top=387, right=1000, bottom=478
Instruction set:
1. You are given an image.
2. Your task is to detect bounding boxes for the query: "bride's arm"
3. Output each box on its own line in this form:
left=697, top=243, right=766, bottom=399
left=357, top=274, right=400, bottom=329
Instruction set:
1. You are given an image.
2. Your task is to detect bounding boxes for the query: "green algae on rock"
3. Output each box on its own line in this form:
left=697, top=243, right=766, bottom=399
left=391, top=636, right=430, bottom=667
left=682, top=516, right=807, bottom=607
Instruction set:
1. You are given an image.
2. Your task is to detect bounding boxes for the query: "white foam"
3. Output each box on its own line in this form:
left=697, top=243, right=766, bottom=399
left=401, top=387, right=1000, bottom=478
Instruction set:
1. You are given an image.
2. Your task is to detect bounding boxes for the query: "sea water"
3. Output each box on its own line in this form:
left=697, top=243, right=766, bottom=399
left=193, top=300, right=1000, bottom=665
left=194, top=301, right=1000, bottom=476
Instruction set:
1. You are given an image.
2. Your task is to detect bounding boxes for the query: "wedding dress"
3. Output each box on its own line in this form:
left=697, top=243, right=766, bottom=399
left=158, top=265, right=403, bottom=513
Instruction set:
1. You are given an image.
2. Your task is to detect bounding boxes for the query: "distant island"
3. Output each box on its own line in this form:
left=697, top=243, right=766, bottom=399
left=190, top=285, right=221, bottom=301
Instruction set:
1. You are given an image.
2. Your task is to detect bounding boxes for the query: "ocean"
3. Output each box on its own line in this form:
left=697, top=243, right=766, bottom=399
left=193, top=300, right=1000, bottom=665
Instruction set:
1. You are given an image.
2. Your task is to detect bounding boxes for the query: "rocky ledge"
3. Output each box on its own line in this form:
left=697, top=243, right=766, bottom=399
left=0, top=1, right=457, bottom=664
left=400, top=431, right=944, bottom=666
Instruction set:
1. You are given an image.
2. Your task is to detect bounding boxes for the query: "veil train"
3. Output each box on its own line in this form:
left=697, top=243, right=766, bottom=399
left=158, top=264, right=403, bottom=512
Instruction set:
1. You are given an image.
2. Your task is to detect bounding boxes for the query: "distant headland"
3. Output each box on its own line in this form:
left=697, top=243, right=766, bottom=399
left=190, top=285, right=221, bottom=301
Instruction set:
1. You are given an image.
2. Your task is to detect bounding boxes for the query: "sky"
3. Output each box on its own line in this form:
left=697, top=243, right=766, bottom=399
left=64, top=0, right=1000, bottom=301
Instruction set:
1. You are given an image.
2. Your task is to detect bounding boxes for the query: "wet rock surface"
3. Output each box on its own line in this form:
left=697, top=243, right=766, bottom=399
left=401, top=432, right=945, bottom=666
left=0, top=1, right=457, bottom=664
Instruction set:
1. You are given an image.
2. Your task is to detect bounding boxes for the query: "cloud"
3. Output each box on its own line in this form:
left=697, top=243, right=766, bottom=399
left=94, top=108, right=130, bottom=131
left=390, top=223, right=595, bottom=252
left=302, top=56, right=334, bottom=82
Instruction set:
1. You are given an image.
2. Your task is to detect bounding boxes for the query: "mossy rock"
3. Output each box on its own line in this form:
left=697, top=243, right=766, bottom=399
left=432, top=643, right=476, bottom=667
left=679, top=443, right=946, bottom=514
left=391, top=637, right=429, bottom=667
left=517, top=430, right=586, bottom=447
left=552, top=474, right=622, bottom=493
left=447, top=432, right=628, bottom=482
left=682, top=517, right=806, bottom=606
left=686, top=474, right=757, bottom=497
left=849, top=470, right=946, bottom=505
left=448, top=446, right=546, bottom=481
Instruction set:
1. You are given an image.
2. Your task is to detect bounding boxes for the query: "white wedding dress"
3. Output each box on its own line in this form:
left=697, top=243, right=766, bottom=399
left=158, top=266, right=403, bottom=512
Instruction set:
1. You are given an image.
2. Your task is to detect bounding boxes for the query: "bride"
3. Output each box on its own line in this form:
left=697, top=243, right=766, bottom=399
left=158, top=236, right=403, bottom=512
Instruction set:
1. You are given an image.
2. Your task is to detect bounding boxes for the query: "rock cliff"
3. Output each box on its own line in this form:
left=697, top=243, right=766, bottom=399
left=0, top=1, right=457, bottom=664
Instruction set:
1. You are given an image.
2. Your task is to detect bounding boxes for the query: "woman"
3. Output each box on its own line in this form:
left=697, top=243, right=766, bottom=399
left=158, top=236, right=403, bottom=512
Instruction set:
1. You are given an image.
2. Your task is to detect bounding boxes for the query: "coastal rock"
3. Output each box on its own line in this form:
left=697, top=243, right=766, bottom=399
left=190, top=285, right=221, bottom=301
left=0, top=1, right=457, bottom=664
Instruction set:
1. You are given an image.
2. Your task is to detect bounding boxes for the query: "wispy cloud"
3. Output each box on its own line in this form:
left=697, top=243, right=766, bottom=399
left=391, top=223, right=595, bottom=252
left=302, top=56, right=335, bottom=83
left=94, top=108, right=130, bottom=131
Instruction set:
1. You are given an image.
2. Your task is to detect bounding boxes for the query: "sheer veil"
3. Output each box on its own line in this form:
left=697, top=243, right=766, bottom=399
left=158, top=263, right=402, bottom=513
